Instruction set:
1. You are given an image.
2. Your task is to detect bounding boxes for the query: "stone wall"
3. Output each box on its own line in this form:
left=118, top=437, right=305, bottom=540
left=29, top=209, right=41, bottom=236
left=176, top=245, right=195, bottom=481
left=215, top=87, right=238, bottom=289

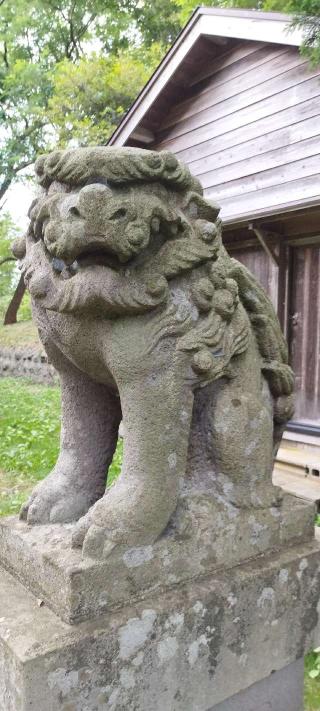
left=0, top=346, right=58, bottom=385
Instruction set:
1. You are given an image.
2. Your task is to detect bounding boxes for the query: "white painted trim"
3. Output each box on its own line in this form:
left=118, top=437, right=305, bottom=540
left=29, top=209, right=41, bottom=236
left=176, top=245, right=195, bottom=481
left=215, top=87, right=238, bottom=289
left=198, top=13, right=302, bottom=47
left=109, top=9, right=303, bottom=147
left=283, top=431, right=320, bottom=447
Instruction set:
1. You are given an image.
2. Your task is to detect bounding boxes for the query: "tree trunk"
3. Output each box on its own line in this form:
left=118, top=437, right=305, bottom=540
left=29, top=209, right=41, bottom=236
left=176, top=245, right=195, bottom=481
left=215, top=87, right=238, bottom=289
left=4, top=275, right=26, bottom=325
left=0, top=177, right=12, bottom=207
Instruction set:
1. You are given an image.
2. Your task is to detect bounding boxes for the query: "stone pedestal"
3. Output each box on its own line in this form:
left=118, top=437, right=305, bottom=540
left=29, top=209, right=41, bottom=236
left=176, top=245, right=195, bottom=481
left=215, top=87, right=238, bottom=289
left=0, top=520, right=320, bottom=711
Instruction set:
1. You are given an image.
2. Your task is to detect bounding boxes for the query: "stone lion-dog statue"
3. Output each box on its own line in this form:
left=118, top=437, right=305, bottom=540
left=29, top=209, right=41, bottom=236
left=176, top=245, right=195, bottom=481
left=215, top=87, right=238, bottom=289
left=13, top=147, right=294, bottom=559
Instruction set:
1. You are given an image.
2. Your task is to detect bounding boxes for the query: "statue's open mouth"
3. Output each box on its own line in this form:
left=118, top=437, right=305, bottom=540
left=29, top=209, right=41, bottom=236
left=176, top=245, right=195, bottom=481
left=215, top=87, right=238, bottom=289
left=76, top=247, right=123, bottom=270
left=51, top=246, right=124, bottom=276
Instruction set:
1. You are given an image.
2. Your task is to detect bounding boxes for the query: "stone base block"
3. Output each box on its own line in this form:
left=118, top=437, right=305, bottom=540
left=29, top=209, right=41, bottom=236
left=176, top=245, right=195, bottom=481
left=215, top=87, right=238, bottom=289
left=0, top=539, right=319, bottom=711
left=0, top=494, right=315, bottom=623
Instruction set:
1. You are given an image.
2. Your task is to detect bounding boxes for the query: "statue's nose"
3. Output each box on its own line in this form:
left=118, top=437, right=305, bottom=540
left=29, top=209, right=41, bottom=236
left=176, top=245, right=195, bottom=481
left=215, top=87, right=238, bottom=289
left=57, top=193, right=82, bottom=220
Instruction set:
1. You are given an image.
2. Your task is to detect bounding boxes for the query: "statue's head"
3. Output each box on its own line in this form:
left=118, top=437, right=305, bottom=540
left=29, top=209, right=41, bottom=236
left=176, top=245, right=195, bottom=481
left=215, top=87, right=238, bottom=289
left=15, top=147, right=221, bottom=277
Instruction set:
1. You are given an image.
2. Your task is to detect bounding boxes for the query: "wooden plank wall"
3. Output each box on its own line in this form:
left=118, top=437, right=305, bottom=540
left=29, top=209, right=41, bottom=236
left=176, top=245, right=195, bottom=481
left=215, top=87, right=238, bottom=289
left=154, top=41, right=320, bottom=223
left=229, top=245, right=278, bottom=310
left=290, top=244, right=320, bottom=425
left=226, top=243, right=320, bottom=425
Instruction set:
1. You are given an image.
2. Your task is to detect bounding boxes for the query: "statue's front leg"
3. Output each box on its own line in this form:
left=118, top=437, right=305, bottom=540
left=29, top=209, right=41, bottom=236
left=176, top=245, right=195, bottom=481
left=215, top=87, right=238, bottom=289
left=20, top=356, right=121, bottom=524
left=72, top=357, right=194, bottom=558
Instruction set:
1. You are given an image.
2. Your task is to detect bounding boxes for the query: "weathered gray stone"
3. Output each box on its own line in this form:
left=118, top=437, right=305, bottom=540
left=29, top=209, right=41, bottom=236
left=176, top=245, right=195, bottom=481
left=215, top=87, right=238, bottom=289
left=0, top=494, right=315, bottom=623
left=0, top=539, right=320, bottom=711
left=12, top=146, right=295, bottom=560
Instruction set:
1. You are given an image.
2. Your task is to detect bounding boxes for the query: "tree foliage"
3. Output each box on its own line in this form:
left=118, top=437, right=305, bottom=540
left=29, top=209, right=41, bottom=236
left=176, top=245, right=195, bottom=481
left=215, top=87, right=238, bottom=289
left=0, top=0, right=140, bottom=204
left=47, top=45, right=164, bottom=147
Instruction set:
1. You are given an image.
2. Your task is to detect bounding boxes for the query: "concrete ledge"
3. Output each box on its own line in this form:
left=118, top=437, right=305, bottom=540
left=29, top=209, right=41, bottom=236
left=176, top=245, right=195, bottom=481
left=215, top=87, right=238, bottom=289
left=0, top=539, right=319, bottom=710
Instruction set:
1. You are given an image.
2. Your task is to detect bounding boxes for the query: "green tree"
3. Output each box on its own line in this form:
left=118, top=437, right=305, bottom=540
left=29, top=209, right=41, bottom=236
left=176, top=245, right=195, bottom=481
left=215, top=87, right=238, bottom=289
left=46, top=45, right=164, bottom=148
left=0, top=0, right=134, bottom=205
left=288, top=0, right=320, bottom=65
left=119, top=0, right=182, bottom=46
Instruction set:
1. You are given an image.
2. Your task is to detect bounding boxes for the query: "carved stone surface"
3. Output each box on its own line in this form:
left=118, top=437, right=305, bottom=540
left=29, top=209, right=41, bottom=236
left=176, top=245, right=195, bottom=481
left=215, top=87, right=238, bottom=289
left=10, top=146, right=295, bottom=562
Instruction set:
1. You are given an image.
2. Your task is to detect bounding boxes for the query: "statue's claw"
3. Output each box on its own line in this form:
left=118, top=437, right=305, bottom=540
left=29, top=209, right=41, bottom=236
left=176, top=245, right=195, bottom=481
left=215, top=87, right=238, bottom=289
left=72, top=508, right=118, bottom=559
left=82, top=525, right=118, bottom=560
left=71, top=513, right=92, bottom=548
left=19, top=501, right=30, bottom=521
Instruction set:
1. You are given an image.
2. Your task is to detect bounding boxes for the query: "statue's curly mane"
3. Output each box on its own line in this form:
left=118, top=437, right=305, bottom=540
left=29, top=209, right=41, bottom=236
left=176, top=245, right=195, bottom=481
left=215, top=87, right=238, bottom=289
left=34, top=146, right=203, bottom=193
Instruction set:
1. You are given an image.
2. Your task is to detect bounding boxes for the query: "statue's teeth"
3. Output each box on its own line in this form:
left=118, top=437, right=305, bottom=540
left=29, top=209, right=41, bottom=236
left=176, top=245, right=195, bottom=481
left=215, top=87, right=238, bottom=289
left=52, top=257, right=66, bottom=273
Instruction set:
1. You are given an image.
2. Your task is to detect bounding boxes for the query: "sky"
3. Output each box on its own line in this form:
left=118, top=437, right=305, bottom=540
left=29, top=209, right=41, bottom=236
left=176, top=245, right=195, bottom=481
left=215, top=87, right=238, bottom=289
left=5, top=179, right=35, bottom=232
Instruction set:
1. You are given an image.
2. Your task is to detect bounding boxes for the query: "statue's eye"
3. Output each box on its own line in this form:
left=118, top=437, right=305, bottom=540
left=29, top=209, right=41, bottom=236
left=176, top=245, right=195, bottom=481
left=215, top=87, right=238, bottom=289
left=69, top=206, right=81, bottom=217
left=109, top=208, right=127, bottom=221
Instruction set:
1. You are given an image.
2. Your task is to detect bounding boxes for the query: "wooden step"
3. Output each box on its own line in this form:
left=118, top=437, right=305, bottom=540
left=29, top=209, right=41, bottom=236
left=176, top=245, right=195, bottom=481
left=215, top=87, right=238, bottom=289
left=276, top=446, right=320, bottom=477
left=273, top=466, right=320, bottom=503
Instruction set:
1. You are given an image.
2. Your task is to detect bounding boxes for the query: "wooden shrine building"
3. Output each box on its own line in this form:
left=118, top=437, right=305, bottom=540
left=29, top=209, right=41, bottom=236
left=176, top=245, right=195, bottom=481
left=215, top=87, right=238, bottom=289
left=109, top=8, right=320, bottom=450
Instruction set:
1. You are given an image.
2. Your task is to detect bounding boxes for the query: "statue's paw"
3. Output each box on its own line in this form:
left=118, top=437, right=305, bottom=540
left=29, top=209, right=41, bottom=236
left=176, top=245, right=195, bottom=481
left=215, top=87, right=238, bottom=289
left=82, top=525, right=118, bottom=560
left=20, top=476, right=98, bottom=525
left=72, top=503, right=117, bottom=559
left=72, top=518, right=117, bottom=560
left=71, top=510, right=93, bottom=548
left=19, top=493, right=37, bottom=522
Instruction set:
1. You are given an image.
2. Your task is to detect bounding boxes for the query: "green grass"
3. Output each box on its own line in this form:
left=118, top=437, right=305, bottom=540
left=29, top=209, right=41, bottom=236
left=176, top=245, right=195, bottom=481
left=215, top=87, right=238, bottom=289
left=305, top=651, right=320, bottom=711
left=0, top=377, right=122, bottom=516
left=0, top=376, right=319, bottom=709
left=0, top=320, right=40, bottom=348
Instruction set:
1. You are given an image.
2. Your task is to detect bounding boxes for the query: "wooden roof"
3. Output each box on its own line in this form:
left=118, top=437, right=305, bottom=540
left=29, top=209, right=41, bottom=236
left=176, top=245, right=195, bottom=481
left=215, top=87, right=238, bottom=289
left=108, top=8, right=304, bottom=148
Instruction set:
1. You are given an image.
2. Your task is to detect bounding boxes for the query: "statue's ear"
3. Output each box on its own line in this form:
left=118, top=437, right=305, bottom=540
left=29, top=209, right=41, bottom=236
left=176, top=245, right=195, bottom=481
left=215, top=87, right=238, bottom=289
left=12, top=235, right=26, bottom=259
left=27, top=198, right=40, bottom=219
left=183, top=192, right=220, bottom=222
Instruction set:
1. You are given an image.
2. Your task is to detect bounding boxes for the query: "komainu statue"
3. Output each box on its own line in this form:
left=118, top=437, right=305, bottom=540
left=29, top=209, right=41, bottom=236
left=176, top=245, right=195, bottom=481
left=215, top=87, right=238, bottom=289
left=14, top=147, right=294, bottom=559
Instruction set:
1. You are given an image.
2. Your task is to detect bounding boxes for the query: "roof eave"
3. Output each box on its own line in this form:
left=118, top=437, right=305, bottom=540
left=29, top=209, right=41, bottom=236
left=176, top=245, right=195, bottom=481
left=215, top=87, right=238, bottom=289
left=108, top=8, right=303, bottom=147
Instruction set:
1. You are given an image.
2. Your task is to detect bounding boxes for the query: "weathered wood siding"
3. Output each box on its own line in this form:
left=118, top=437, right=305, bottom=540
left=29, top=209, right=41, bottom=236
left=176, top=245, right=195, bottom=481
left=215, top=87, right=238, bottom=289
left=290, top=244, right=320, bottom=426
left=154, top=41, right=320, bottom=224
left=229, top=246, right=278, bottom=309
